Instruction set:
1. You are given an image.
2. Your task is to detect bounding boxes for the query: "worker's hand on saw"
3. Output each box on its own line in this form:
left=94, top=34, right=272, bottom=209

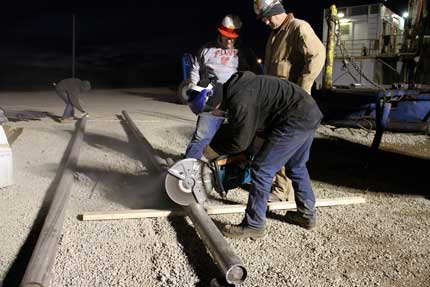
left=203, top=146, right=220, bottom=161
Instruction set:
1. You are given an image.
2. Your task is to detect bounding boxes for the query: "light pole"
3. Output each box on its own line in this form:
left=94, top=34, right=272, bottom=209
left=72, top=14, right=76, bottom=78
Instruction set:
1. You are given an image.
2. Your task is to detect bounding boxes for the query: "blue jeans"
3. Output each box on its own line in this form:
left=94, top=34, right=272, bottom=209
left=57, top=91, right=85, bottom=119
left=60, top=93, right=75, bottom=118
left=185, top=113, right=224, bottom=159
left=244, top=126, right=317, bottom=229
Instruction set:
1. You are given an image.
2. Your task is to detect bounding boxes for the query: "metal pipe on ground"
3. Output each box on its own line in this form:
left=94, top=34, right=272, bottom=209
left=122, top=111, right=247, bottom=285
left=185, top=203, right=247, bottom=285
left=121, top=110, right=168, bottom=173
left=21, top=116, right=88, bottom=287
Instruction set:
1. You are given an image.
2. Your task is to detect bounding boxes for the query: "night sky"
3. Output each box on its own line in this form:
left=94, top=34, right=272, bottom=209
left=0, top=0, right=408, bottom=90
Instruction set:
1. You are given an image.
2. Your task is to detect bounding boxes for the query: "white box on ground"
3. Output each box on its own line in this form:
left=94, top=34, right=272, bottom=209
left=0, top=126, right=13, bottom=188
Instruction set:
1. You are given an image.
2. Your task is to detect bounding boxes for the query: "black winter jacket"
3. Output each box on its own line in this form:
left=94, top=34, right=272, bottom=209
left=210, top=71, right=323, bottom=155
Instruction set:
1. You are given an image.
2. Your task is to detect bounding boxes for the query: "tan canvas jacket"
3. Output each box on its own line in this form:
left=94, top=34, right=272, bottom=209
left=264, top=14, right=326, bottom=93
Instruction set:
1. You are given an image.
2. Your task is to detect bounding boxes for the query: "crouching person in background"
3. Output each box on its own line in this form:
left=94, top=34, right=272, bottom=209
left=54, top=78, right=91, bottom=123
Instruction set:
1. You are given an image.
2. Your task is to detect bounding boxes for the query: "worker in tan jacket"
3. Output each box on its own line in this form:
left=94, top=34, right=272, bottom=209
left=254, top=0, right=326, bottom=201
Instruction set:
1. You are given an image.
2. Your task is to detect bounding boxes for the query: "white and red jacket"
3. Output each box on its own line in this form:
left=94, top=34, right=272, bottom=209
left=190, top=40, right=260, bottom=84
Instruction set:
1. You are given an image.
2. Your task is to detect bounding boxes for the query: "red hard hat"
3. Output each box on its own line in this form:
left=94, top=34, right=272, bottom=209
left=217, top=14, right=242, bottom=38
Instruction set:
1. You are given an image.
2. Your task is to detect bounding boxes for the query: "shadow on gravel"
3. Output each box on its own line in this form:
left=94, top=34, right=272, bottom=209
left=122, top=90, right=182, bottom=105
left=3, top=109, right=60, bottom=122
left=2, top=217, right=45, bottom=286
left=119, top=113, right=183, bottom=164
left=133, top=109, right=195, bottom=123
left=83, top=131, right=140, bottom=161
left=309, top=137, right=429, bottom=197
left=62, top=114, right=183, bottom=209
left=75, top=165, right=176, bottom=210
left=168, top=216, right=220, bottom=287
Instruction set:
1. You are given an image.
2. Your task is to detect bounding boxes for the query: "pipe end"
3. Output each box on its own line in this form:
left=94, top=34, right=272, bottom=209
left=226, top=265, right=247, bottom=285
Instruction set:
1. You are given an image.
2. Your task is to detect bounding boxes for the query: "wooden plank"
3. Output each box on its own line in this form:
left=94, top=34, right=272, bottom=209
left=79, top=209, right=184, bottom=221
left=268, top=196, right=366, bottom=210
left=206, top=196, right=366, bottom=214
left=79, top=196, right=366, bottom=221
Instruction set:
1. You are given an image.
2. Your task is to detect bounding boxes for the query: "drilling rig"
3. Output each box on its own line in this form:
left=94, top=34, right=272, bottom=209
left=315, top=0, right=430, bottom=150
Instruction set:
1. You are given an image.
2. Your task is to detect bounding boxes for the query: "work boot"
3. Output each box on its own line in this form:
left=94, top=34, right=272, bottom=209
left=60, top=117, right=74, bottom=123
left=285, top=211, right=316, bottom=230
left=221, top=224, right=266, bottom=239
left=74, top=112, right=89, bottom=120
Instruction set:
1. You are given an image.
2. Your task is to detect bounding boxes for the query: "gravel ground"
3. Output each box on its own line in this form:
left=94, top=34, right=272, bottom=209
left=0, top=88, right=429, bottom=287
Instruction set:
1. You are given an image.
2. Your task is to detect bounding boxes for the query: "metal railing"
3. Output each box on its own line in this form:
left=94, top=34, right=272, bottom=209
left=326, top=35, right=405, bottom=57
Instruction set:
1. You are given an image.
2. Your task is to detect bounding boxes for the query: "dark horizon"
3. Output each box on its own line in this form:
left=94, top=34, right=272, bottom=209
left=0, top=0, right=409, bottom=90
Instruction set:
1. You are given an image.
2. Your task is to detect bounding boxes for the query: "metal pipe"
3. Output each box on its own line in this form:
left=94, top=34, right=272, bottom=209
left=386, top=121, right=430, bottom=133
left=372, top=102, right=392, bottom=150
left=122, top=111, right=247, bottom=285
left=21, top=116, right=88, bottom=287
left=185, top=203, right=247, bottom=285
left=323, top=4, right=337, bottom=90
left=121, top=110, right=167, bottom=173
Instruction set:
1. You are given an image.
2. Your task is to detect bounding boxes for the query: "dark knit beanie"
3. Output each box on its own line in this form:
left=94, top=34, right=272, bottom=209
left=263, top=3, right=286, bottom=18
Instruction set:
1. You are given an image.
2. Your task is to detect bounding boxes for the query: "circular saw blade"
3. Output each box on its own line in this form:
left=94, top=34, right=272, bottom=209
left=165, top=173, right=196, bottom=206
left=165, top=159, right=214, bottom=206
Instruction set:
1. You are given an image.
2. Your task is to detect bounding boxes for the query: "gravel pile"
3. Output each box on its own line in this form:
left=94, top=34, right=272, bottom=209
left=0, top=89, right=429, bottom=287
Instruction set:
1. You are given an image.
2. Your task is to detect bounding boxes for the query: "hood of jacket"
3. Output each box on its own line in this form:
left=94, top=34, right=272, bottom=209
left=221, top=71, right=257, bottom=110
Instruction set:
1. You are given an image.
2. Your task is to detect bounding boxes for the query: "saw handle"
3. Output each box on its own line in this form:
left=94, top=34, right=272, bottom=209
left=212, top=159, right=227, bottom=198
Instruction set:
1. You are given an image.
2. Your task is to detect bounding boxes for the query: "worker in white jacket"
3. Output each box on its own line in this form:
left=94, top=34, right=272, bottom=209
left=184, top=14, right=260, bottom=160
